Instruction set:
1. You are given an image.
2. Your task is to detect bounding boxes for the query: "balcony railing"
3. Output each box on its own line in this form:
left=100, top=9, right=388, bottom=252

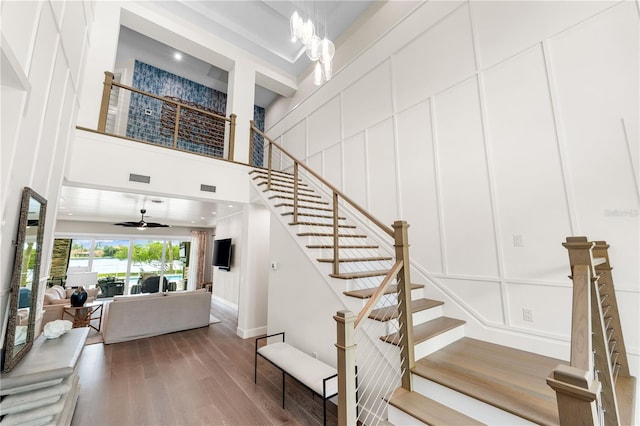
left=97, top=71, right=237, bottom=161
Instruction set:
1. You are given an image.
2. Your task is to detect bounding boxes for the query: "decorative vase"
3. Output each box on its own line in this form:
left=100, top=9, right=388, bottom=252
left=70, top=286, right=87, bottom=307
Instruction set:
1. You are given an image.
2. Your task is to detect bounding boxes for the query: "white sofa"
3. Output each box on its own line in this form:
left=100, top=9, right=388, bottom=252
left=103, top=289, right=211, bottom=344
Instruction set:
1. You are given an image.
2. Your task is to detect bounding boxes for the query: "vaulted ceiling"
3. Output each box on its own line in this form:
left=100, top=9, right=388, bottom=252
left=61, top=1, right=376, bottom=229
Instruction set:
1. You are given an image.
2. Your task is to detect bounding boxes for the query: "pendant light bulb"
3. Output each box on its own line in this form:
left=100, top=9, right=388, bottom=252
left=314, top=61, right=324, bottom=86
left=302, top=19, right=315, bottom=46
left=319, top=38, right=335, bottom=63
left=323, top=60, right=333, bottom=81
left=306, top=35, right=321, bottom=61
left=290, top=11, right=300, bottom=42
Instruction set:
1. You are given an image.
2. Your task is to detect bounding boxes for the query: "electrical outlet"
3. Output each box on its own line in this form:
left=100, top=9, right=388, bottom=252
left=523, top=308, right=533, bottom=322
left=513, top=234, right=524, bottom=247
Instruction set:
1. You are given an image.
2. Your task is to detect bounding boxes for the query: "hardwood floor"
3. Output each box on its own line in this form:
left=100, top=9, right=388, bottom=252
left=72, top=298, right=337, bottom=425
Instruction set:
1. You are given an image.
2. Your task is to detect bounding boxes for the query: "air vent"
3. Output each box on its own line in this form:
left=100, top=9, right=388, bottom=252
left=129, top=173, right=150, bottom=184
left=200, top=184, right=216, bottom=193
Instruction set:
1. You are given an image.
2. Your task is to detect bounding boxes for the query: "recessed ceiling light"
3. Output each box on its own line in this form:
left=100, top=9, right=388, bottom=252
left=200, top=217, right=205, bottom=220
left=174, top=52, right=183, bottom=61
left=212, top=212, right=217, bottom=215
left=67, top=213, right=73, bottom=216
left=59, top=206, right=66, bottom=210
left=228, top=205, right=233, bottom=208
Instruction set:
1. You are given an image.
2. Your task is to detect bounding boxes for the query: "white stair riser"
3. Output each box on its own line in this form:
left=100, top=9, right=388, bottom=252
left=387, top=404, right=427, bottom=426
left=412, top=376, right=537, bottom=425
left=414, top=325, right=465, bottom=359
left=311, top=248, right=383, bottom=260
left=385, top=305, right=444, bottom=331
left=413, top=305, right=443, bottom=326
left=276, top=206, right=333, bottom=216
left=298, top=235, right=370, bottom=246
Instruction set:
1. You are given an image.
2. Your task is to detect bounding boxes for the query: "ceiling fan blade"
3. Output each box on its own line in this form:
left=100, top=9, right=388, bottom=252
left=114, top=221, right=143, bottom=227
left=145, top=223, right=170, bottom=228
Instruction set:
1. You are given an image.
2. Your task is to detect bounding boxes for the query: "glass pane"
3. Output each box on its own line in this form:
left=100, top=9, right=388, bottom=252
left=93, top=239, right=129, bottom=297
left=68, top=240, right=91, bottom=271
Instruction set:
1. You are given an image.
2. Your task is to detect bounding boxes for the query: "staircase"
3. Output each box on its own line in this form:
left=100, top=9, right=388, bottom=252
left=248, top=129, right=635, bottom=425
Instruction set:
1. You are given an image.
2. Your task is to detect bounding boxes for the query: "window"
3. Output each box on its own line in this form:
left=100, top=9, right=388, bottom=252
left=65, top=237, right=190, bottom=296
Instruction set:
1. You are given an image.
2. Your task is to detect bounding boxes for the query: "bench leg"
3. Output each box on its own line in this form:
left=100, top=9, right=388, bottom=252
left=282, top=370, right=285, bottom=408
left=323, top=398, right=327, bottom=426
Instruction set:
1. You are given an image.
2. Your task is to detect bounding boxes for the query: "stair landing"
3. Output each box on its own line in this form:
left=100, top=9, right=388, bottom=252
left=413, top=337, right=565, bottom=426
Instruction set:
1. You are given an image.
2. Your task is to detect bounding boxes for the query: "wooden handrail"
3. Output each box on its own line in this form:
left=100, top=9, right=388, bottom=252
left=103, top=72, right=231, bottom=123
left=251, top=125, right=394, bottom=238
left=355, top=260, right=403, bottom=328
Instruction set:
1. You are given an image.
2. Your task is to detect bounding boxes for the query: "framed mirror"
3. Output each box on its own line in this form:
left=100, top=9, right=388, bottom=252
left=2, top=187, right=47, bottom=372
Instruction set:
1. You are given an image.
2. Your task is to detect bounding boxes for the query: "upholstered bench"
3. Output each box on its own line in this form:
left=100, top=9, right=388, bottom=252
left=255, top=332, right=337, bottom=425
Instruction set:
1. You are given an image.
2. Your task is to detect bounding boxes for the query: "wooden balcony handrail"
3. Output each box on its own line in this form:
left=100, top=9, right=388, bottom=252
left=251, top=125, right=394, bottom=238
left=97, top=71, right=237, bottom=162
left=104, top=71, right=231, bottom=123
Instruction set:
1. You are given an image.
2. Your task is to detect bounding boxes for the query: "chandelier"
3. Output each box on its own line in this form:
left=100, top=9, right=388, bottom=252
left=290, top=10, right=335, bottom=86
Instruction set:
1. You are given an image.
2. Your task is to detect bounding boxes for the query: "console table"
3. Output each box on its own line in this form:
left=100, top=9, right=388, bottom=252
left=0, top=327, right=88, bottom=425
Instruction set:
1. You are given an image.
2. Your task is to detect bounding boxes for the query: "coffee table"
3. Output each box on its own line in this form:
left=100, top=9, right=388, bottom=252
left=63, top=301, right=104, bottom=332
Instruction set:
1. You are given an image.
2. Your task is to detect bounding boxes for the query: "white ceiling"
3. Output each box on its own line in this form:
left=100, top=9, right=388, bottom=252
left=59, top=185, right=243, bottom=228
left=61, top=1, right=375, bottom=230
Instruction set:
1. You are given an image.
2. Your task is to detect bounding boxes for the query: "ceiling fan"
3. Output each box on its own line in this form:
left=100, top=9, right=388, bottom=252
left=114, top=209, right=170, bottom=230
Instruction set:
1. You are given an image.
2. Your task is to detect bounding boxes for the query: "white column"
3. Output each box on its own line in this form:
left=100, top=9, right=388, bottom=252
left=236, top=203, right=270, bottom=338
left=226, top=59, right=256, bottom=164
left=76, top=2, right=121, bottom=129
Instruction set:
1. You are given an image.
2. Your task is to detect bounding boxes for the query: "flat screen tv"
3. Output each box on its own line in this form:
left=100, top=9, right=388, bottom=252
left=212, top=238, right=232, bottom=271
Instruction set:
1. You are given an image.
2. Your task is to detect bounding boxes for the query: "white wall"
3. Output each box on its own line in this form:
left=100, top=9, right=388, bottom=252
left=212, top=211, right=243, bottom=308
left=267, top=214, right=345, bottom=365
left=69, top=129, right=252, bottom=206
left=267, top=0, right=639, bottom=388
left=1, top=0, right=93, bottom=345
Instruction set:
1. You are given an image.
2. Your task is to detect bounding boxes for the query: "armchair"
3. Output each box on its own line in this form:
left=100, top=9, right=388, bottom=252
left=42, top=285, right=100, bottom=327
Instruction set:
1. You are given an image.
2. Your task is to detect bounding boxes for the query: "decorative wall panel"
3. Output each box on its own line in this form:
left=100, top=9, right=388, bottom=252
left=323, top=143, right=343, bottom=192
left=342, top=61, right=393, bottom=139
left=33, top=47, right=67, bottom=192
left=505, top=282, right=572, bottom=334
left=308, top=97, right=341, bottom=156
left=283, top=120, right=306, bottom=161
left=396, top=100, right=443, bottom=274
left=393, top=4, right=476, bottom=113
left=483, top=45, right=572, bottom=281
left=366, top=118, right=397, bottom=227
left=434, top=78, right=498, bottom=277
left=471, top=1, right=615, bottom=69
left=343, top=132, right=368, bottom=209
left=549, top=1, right=639, bottom=287
left=440, top=278, right=504, bottom=325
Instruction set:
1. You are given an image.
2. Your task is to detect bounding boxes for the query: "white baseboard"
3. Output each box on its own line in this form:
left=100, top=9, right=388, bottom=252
left=236, top=325, right=268, bottom=339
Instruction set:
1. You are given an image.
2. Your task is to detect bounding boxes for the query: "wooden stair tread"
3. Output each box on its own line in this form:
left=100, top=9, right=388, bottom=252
left=317, top=256, right=392, bottom=263
left=297, top=232, right=367, bottom=238
left=252, top=175, right=308, bottom=186
left=264, top=188, right=322, bottom=198
left=282, top=212, right=347, bottom=220
left=307, top=244, right=377, bottom=249
left=388, top=387, right=485, bottom=426
left=343, top=283, right=424, bottom=299
left=369, top=298, right=443, bottom=321
left=276, top=203, right=333, bottom=212
left=268, top=195, right=329, bottom=205
left=413, top=337, right=563, bottom=426
left=258, top=181, right=316, bottom=194
left=381, top=317, right=465, bottom=346
left=615, top=375, right=636, bottom=426
left=292, top=222, right=356, bottom=228
left=330, top=269, right=390, bottom=279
